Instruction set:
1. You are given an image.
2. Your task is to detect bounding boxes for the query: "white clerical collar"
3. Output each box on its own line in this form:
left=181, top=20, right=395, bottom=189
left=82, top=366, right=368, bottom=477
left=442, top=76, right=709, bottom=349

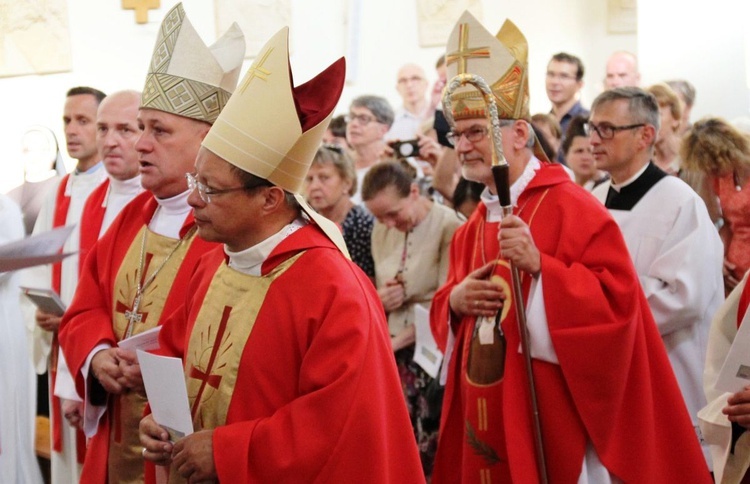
left=149, top=190, right=192, bottom=238
left=155, top=189, right=191, bottom=215
left=226, top=217, right=307, bottom=276
left=109, top=174, right=142, bottom=195
left=481, top=156, right=541, bottom=222
left=75, top=161, right=103, bottom=175
left=611, top=162, right=649, bottom=192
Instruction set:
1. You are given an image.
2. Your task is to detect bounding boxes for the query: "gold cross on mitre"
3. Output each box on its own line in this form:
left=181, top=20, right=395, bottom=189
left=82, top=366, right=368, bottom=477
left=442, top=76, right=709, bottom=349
left=446, top=23, right=490, bottom=75
left=122, top=0, right=160, bottom=24
left=239, top=47, right=274, bottom=94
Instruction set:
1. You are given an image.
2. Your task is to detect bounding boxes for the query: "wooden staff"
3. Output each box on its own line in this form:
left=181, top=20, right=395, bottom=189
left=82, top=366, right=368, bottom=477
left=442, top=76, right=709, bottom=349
left=443, top=73, right=548, bottom=484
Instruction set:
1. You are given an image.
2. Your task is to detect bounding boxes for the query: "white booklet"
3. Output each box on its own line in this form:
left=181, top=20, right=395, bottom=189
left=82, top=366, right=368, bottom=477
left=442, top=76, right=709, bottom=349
left=118, top=326, right=162, bottom=352
left=137, top=349, right=193, bottom=442
left=412, top=304, right=444, bottom=379
left=20, top=287, right=66, bottom=316
left=715, top=308, right=750, bottom=393
left=0, top=225, right=76, bottom=272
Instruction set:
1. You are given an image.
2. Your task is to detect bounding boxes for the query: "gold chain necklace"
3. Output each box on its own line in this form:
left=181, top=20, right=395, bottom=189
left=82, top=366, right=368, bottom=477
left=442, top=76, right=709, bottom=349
left=124, top=219, right=196, bottom=339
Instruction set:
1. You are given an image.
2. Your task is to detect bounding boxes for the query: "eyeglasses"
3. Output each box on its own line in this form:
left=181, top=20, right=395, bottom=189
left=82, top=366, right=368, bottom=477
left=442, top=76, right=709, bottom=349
left=584, top=122, right=645, bottom=140
left=186, top=173, right=253, bottom=204
left=446, top=126, right=489, bottom=146
left=345, top=113, right=378, bottom=125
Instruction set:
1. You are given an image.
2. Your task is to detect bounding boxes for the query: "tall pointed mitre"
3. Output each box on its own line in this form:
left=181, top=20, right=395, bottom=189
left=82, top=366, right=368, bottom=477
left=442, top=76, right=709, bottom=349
left=444, top=11, right=548, bottom=161
left=445, top=11, right=529, bottom=121
left=141, top=3, right=245, bottom=124
left=202, top=27, right=350, bottom=256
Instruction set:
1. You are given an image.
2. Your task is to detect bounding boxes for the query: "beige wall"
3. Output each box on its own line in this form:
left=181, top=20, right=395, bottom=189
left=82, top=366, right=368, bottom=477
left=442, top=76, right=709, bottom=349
left=0, top=0, right=746, bottom=193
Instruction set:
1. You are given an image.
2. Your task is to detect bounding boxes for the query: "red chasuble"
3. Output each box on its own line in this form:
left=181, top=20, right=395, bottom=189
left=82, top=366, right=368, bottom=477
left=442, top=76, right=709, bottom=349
left=155, top=224, right=424, bottom=483
left=58, top=191, right=218, bottom=483
left=430, top=163, right=711, bottom=483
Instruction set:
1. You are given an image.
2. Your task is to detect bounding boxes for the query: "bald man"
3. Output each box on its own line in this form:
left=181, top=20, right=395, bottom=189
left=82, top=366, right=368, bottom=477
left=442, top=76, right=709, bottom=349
left=604, top=51, right=641, bottom=89
left=387, top=63, right=430, bottom=141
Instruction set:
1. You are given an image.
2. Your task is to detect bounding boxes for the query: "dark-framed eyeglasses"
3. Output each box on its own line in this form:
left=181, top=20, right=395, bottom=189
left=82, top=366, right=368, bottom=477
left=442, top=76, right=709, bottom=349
left=186, top=173, right=255, bottom=204
left=345, top=113, right=378, bottom=125
left=446, top=126, right=489, bottom=146
left=584, top=122, right=645, bottom=140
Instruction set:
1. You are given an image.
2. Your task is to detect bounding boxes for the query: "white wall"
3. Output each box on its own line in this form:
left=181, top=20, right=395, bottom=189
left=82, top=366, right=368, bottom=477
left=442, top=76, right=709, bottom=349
left=0, top=0, right=746, bottom=194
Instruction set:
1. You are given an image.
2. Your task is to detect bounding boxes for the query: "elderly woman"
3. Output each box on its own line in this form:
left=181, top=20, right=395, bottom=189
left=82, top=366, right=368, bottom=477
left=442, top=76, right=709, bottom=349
left=362, top=161, right=462, bottom=479
left=682, top=117, right=750, bottom=293
left=564, top=115, right=608, bottom=190
left=304, top=145, right=375, bottom=278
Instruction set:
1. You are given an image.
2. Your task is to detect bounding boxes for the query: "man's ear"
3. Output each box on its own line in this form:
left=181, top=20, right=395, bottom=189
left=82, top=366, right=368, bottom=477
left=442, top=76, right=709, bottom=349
left=641, top=124, right=657, bottom=149
left=513, top=120, right=530, bottom=151
left=261, top=186, right=288, bottom=213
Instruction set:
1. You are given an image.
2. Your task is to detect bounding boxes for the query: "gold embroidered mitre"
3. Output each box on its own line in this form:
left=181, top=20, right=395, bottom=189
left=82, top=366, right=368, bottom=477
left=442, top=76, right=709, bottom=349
left=141, top=3, right=245, bottom=124
left=202, top=27, right=350, bottom=256
left=444, top=11, right=530, bottom=122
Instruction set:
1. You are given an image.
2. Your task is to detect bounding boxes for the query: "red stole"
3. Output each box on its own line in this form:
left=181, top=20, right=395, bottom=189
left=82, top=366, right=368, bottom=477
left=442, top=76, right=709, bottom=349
left=78, top=179, right=109, bottom=274
left=49, top=174, right=86, bottom=463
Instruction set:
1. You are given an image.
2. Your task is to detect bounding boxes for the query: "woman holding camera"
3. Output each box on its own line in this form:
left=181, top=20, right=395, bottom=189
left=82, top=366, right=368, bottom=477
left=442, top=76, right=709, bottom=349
left=362, top=161, right=462, bottom=480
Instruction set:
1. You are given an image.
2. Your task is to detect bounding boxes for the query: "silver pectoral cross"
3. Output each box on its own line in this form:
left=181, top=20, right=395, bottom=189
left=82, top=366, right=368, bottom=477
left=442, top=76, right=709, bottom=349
left=124, top=294, right=143, bottom=339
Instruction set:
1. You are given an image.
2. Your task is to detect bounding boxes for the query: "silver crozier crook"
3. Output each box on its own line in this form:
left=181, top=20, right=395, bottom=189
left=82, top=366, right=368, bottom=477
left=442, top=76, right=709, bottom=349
left=443, top=73, right=548, bottom=484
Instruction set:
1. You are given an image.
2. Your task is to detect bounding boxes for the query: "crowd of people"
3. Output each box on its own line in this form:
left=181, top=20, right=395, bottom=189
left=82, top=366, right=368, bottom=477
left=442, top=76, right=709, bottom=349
left=2, top=4, right=750, bottom=483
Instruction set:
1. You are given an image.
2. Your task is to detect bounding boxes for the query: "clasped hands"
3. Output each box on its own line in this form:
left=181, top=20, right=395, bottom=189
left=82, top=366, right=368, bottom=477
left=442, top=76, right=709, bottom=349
left=449, top=215, right=540, bottom=318
left=140, top=415, right=216, bottom=483
left=90, top=347, right=144, bottom=395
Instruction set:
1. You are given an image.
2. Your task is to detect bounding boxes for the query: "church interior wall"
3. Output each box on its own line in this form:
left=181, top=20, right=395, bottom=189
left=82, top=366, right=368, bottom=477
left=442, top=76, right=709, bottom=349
left=0, top=0, right=747, bottom=193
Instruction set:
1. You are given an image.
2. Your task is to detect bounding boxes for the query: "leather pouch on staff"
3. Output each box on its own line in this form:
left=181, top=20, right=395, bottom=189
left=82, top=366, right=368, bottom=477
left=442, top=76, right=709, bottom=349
left=467, top=316, right=506, bottom=384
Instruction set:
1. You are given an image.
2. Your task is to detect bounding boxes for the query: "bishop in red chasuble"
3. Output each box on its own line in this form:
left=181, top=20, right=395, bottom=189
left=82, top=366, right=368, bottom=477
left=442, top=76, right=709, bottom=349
left=140, top=25, right=423, bottom=483
left=429, top=11, right=711, bottom=484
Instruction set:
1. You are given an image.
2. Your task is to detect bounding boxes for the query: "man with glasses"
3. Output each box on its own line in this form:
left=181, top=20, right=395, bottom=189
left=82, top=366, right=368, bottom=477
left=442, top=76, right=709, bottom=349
left=345, top=94, right=394, bottom=203
left=430, top=12, right=711, bottom=483
left=590, top=86, right=724, bottom=471
left=139, top=28, right=422, bottom=482
left=57, top=5, right=245, bottom=481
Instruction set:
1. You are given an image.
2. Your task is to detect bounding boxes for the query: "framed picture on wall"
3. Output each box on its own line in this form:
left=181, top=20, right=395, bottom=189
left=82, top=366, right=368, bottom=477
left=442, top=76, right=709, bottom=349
left=607, top=0, right=637, bottom=34
left=416, top=0, right=483, bottom=47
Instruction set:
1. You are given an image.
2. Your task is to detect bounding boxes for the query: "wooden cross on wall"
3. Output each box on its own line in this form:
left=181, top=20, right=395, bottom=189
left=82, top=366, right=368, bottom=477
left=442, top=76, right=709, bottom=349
left=122, top=0, right=160, bottom=24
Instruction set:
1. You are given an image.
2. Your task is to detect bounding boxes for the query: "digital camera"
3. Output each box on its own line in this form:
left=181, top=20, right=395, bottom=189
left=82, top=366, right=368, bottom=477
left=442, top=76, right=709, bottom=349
left=389, top=139, right=420, bottom=159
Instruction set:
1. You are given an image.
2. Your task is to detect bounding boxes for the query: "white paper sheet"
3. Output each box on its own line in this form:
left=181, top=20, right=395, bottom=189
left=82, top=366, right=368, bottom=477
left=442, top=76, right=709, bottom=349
left=716, top=308, right=750, bottom=393
left=413, top=304, right=443, bottom=379
left=118, top=326, right=162, bottom=352
left=0, top=225, right=75, bottom=272
left=137, top=349, right=193, bottom=441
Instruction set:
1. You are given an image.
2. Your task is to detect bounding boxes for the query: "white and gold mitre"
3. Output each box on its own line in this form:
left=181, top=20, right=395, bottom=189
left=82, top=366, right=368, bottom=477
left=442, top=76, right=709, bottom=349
left=444, top=11, right=530, bottom=122
left=202, top=27, right=350, bottom=256
left=202, top=27, right=345, bottom=193
left=141, top=3, right=245, bottom=124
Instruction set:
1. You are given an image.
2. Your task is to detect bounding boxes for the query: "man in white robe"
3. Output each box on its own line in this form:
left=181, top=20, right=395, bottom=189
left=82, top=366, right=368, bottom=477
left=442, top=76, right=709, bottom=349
left=591, top=86, right=724, bottom=468
left=23, top=86, right=107, bottom=484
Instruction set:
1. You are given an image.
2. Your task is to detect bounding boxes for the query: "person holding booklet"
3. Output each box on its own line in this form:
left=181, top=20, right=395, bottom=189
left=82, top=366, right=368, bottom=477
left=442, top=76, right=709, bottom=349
left=57, top=4, right=244, bottom=482
left=139, top=27, right=423, bottom=483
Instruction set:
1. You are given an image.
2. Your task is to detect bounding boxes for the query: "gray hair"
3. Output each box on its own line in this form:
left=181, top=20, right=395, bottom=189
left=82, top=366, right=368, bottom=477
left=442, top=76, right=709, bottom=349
left=350, top=95, right=394, bottom=128
left=591, top=87, right=660, bottom=132
left=665, top=79, right=696, bottom=108
left=498, top=119, right=536, bottom=149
